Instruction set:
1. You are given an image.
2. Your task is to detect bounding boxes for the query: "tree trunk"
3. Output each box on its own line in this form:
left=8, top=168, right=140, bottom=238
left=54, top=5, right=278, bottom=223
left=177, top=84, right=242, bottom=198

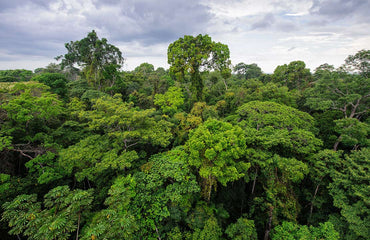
left=333, top=135, right=342, bottom=151
left=309, top=182, right=321, bottom=224
left=251, top=167, right=258, bottom=195
left=264, top=207, right=274, bottom=240
left=76, top=212, right=81, bottom=240
left=155, top=225, right=161, bottom=240
left=222, top=78, right=228, bottom=90
left=349, top=99, right=361, bottom=118
left=207, top=175, right=213, bottom=202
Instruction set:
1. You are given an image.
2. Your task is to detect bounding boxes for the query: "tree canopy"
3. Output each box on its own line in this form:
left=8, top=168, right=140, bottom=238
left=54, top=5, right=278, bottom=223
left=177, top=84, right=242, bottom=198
left=1, top=33, right=368, bottom=240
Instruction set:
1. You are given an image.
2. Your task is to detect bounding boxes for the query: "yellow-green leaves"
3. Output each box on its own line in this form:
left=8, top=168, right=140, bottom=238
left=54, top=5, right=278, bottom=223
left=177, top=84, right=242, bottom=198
left=154, top=86, right=184, bottom=115
left=271, top=221, right=339, bottom=240
left=1, top=82, right=64, bottom=124
left=81, top=94, right=173, bottom=147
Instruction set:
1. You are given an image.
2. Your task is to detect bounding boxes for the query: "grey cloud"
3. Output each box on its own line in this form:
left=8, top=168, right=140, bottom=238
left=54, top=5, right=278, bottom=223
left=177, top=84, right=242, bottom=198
left=307, top=19, right=329, bottom=26
left=251, top=14, right=275, bottom=30
left=276, top=21, right=298, bottom=32
left=92, top=0, right=122, bottom=7
left=249, top=14, right=298, bottom=33
left=0, top=0, right=212, bottom=61
left=0, top=0, right=50, bottom=12
left=310, top=0, right=370, bottom=22
left=87, top=0, right=212, bottom=44
left=0, top=27, right=64, bottom=58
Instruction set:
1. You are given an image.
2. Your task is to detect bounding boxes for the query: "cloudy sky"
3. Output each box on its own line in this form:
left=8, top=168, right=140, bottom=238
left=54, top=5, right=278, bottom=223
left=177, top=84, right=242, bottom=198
left=0, top=0, right=369, bottom=73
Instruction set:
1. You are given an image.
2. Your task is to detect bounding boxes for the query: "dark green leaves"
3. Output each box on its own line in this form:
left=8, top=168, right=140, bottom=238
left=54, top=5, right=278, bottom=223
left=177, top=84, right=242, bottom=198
left=57, top=30, right=124, bottom=89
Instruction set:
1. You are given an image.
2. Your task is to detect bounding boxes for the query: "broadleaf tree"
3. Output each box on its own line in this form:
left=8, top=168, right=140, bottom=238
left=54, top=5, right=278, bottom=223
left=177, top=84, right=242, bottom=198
left=168, top=34, right=231, bottom=102
left=56, top=30, right=124, bottom=90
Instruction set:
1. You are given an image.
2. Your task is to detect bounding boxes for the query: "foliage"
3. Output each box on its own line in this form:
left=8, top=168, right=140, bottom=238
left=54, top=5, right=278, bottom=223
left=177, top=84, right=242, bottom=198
left=2, top=186, right=93, bottom=240
left=228, top=81, right=298, bottom=108
left=31, top=73, right=68, bottom=99
left=25, top=151, right=65, bottom=184
left=343, top=49, right=370, bottom=78
left=1, top=34, right=368, bottom=240
left=305, top=67, right=369, bottom=150
left=272, top=60, right=312, bottom=90
left=1, top=82, right=64, bottom=125
left=191, top=216, right=223, bottom=240
left=81, top=174, right=138, bottom=239
left=225, top=217, right=258, bottom=240
left=59, top=94, right=173, bottom=182
left=0, top=69, right=33, bottom=82
left=84, top=148, right=200, bottom=239
left=0, top=82, right=65, bottom=180
left=168, top=34, right=231, bottom=102
left=154, top=86, right=184, bottom=115
left=57, top=30, right=124, bottom=89
left=305, top=71, right=369, bottom=119
left=186, top=119, right=249, bottom=201
left=233, top=62, right=262, bottom=80
left=236, top=101, right=322, bottom=238
left=334, top=118, right=369, bottom=149
left=271, top=221, right=339, bottom=240
left=328, top=148, right=370, bottom=239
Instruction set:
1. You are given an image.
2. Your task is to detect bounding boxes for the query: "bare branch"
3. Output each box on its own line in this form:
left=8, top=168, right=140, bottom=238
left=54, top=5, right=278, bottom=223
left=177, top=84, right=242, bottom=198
left=9, top=149, right=34, bottom=160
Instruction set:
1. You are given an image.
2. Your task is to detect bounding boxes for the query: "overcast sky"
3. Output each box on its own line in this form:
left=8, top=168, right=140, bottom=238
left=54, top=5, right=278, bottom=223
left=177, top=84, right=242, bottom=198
left=0, top=0, right=369, bottom=73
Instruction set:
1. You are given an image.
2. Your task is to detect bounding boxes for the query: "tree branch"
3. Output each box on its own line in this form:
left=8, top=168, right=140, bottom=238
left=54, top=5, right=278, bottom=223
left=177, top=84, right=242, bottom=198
left=9, top=149, right=34, bottom=160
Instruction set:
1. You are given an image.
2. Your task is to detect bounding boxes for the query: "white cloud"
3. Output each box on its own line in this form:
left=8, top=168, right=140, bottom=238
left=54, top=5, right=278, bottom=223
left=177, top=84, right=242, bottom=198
left=285, top=12, right=309, bottom=16
left=203, top=0, right=313, bottom=18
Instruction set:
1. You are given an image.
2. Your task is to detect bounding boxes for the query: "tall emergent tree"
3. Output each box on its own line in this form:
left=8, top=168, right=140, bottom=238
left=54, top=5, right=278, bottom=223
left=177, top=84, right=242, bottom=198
left=305, top=50, right=370, bottom=150
left=56, top=30, right=124, bottom=90
left=168, top=34, right=231, bottom=102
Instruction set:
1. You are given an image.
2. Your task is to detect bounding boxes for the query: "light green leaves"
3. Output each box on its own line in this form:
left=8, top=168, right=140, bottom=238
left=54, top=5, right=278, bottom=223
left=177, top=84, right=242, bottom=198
left=334, top=118, right=369, bottom=148
left=186, top=119, right=249, bottom=200
left=59, top=94, right=173, bottom=182
left=0, top=135, right=12, bottom=151
left=154, top=86, right=184, bottom=115
left=81, top=94, right=173, bottom=147
left=237, top=100, right=315, bottom=131
left=272, top=60, right=312, bottom=90
left=1, top=82, right=64, bottom=124
left=59, top=135, right=138, bottom=181
left=271, top=221, right=339, bottom=240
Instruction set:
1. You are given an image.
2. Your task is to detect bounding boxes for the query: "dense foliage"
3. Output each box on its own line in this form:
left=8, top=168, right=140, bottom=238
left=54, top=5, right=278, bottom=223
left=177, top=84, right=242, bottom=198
left=1, top=31, right=369, bottom=240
